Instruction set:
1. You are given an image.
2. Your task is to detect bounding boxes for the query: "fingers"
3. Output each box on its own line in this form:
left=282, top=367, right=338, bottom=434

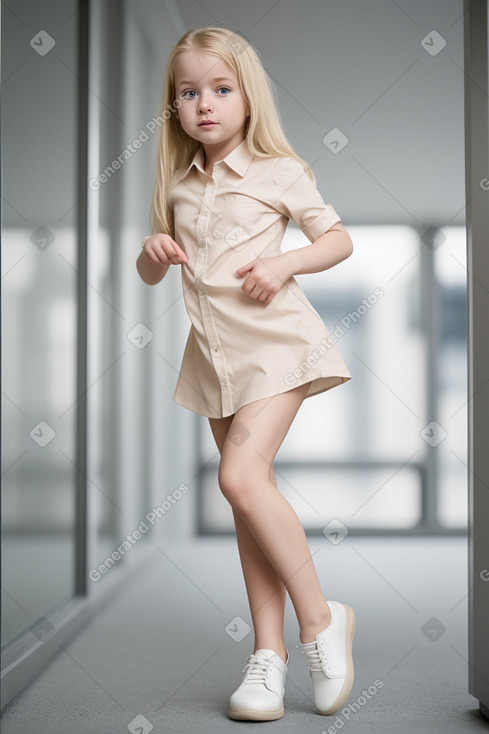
left=143, top=235, right=188, bottom=266
left=142, top=248, right=162, bottom=265
left=247, top=281, right=273, bottom=303
left=164, top=247, right=185, bottom=265
left=167, top=241, right=188, bottom=264
left=160, top=239, right=187, bottom=265
left=256, top=289, right=272, bottom=302
left=235, top=261, right=253, bottom=276
left=239, top=266, right=275, bottom=302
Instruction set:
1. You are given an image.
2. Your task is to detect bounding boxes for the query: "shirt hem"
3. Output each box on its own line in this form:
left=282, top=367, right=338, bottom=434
left=172, top=372, right=351, bottom=419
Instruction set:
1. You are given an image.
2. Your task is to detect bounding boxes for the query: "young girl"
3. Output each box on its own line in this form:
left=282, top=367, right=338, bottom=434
left=136, top=27, right=355, bottom=722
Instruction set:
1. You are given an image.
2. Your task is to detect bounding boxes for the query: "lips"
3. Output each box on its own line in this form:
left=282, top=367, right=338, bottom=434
left=198, top=121, right=217, bottom=126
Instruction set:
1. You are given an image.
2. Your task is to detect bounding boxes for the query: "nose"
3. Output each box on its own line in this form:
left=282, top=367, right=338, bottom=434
left=198, top=93, right=213, bottom=113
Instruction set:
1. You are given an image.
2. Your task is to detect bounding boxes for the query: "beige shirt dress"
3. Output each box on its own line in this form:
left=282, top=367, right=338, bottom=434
left=168, top=138, right=351, bottom=419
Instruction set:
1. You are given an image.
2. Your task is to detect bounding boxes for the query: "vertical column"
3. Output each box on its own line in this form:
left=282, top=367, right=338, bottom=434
left=464, top=0, right=489, bottom=715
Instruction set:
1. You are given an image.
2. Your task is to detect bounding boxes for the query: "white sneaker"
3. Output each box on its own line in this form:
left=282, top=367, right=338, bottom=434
left=300, top=600, right=355, bottom=715
left=228, top=648, right=288, bottom=721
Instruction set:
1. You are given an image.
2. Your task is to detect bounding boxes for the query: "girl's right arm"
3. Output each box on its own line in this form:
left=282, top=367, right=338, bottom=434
left=136, top=234, right=188, bottom=285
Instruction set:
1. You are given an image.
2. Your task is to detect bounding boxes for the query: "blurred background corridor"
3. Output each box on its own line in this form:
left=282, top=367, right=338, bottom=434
left=2, top=0, right=489, bottom=732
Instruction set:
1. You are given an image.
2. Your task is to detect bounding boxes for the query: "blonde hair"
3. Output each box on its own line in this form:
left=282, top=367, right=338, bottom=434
left=149, top=27, right=316, bottom=236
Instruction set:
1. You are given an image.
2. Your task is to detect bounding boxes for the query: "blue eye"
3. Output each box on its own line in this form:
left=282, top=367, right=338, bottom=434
left=180, top=86, right=230, bottom=99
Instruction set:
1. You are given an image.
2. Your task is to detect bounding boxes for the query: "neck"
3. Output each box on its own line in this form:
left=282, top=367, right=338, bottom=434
left=202, top=135, right=246, bottom=173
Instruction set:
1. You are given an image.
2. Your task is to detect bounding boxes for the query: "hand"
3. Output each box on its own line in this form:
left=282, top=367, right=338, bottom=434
left=235, top=255, right=292, bottom=304
left=142, top=234, right=188, bottom=266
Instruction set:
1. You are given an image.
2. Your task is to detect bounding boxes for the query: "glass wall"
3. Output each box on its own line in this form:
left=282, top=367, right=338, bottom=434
left=1, top=0, right=82, bottom=645
left=434, top=228, right=468, bottom=527
left=0, top=1, right=191, bottom=707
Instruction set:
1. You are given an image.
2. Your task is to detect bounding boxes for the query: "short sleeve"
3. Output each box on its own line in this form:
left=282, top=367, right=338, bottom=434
left=273, top=157, right=341, bottom=243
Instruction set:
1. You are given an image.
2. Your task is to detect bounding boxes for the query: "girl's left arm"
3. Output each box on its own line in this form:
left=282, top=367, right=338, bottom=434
left=281, top=222, right=353, bottom=277
left=236, top=223, right=353, bottom=302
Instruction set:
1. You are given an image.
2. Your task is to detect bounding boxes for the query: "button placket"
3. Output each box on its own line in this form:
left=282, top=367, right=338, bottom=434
left=194, top=172, right=234, bottom=415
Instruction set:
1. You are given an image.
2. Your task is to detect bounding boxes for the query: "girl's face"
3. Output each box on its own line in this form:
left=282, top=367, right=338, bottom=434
left=174, top=50, right=250, bottom=153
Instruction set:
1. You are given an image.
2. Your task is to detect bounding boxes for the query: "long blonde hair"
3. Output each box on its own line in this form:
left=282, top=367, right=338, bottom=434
left=149, top=27, right=316, bottom=237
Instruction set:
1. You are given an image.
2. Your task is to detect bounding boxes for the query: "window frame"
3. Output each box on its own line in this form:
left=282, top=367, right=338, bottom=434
left=194, top=226, right=468, bottom=537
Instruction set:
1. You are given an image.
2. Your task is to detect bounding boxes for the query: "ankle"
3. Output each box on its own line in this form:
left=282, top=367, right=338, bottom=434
left=299, top=603, right=332, bottom=644
left=254, top=644, right=287, bottom=665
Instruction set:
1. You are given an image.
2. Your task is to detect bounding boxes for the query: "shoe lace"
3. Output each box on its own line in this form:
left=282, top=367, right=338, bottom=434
left=300, top=642, right=324, bottom=672
left=242, top=654, right=271, bottom=684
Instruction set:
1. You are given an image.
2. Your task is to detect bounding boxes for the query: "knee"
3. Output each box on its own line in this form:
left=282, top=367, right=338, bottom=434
left=218, top=461, right=257, bottom=514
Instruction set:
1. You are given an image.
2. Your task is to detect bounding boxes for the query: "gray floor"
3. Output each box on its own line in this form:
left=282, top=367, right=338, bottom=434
left=1, top=536, right=488, bottom=733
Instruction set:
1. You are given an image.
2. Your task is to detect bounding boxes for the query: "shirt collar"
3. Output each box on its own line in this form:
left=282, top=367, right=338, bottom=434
left=179, top=138, right=254, bottom=180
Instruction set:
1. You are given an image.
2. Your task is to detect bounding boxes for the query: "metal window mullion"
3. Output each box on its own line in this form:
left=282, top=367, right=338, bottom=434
left=75, top=0, right=90, bottom=597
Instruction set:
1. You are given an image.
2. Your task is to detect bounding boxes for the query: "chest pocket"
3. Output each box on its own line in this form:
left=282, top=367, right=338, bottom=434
left=239, top=196, right=271, bottom=232
left=211, top=194, right=273, bottom=241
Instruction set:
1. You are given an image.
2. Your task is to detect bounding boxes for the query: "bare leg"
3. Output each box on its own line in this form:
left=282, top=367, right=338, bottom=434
left=209, top=417, right=288, bottom=662
left=212, top=383, right=332, bottom=647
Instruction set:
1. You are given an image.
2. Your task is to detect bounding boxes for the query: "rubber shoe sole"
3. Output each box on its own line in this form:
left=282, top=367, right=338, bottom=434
left=228, top=705, right=284, bottom=721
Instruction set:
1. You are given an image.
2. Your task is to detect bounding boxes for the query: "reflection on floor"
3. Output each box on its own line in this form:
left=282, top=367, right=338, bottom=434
left=1, top=537, right=487, bottom=733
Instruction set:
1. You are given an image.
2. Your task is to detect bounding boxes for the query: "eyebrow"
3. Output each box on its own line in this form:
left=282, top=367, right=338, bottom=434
left=177, top=77, right=234, bottom=88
